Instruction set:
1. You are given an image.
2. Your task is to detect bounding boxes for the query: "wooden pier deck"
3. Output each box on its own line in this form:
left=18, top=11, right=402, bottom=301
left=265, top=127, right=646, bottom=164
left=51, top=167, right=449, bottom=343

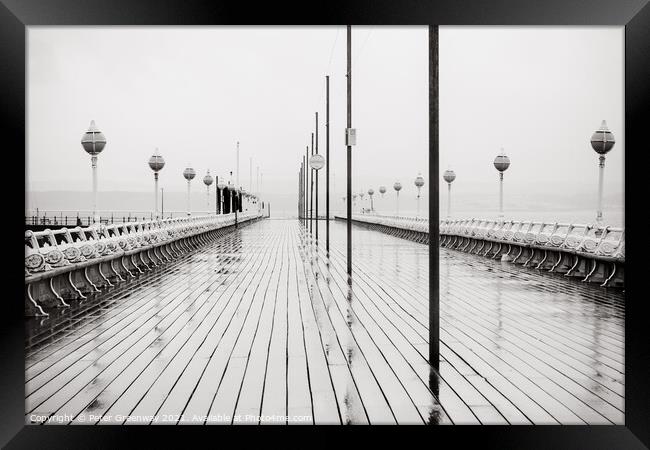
left=24, top=219, right=624, bottom=425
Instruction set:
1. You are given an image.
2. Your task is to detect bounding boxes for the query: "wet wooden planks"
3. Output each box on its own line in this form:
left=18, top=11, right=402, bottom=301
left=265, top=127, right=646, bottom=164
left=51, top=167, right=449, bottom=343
left=322, top=220, right=624, bottom=425
left=25, top=219, right=624, bottom=425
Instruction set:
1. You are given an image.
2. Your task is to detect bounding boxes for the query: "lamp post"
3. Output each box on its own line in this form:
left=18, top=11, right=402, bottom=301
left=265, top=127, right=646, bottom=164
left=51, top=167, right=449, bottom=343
left=359, top=191, right=365, bottom=211
left=148, top=148, right=165, bottom=219
left=310, top=153, right=325, bottom=242
left=229, top=171, right=234, bottom=214
left=368, top=188, right=375, bottom=212
left=590, top=120, right=615, bottom=224
left=217, top=178, right=226, bottom=214
left=183, top=166, right=196, bottom=216
left=493, top=149, right=510, bottom=218
left=393, top=181, right=402, bottom=216
left=81, top=120, right=107, bottom=224
left=414, top=173, right=425, bottom=217
left=379, top=186, right=386, bottom=198
left=203, top=170, right=214, bottom=212
left=443, top=169, right=456, bottom=218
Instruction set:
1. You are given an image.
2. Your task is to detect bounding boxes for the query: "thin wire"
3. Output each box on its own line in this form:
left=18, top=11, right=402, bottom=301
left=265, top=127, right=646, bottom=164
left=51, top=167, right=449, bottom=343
left=357, top=26, right=374, bottom=57
left=314, top=26, right=342, bottom=113
left=326, top=26, right=341, bottom=74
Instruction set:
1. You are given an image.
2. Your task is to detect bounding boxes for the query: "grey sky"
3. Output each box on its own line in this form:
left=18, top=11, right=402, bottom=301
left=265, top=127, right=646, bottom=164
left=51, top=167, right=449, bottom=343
left=27, top=26, right=623, bottom=219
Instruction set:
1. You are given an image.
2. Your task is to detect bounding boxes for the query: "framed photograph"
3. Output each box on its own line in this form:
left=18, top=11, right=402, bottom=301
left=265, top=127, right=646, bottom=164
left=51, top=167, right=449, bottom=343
left=2, top=0, right=648, bottom=448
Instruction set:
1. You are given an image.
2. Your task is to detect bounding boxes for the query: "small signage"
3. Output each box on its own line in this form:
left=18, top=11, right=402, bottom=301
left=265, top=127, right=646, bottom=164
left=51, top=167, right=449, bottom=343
left=345, top=128, right=357, bottom=146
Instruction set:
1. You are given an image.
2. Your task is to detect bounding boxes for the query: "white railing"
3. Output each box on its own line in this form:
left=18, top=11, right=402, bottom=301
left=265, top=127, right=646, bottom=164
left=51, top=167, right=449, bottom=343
left=25, top=212, right=261, bottom=277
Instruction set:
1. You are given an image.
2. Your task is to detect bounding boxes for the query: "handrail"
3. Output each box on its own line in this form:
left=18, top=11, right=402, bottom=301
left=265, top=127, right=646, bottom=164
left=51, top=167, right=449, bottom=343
left=25, top=212, right=261, bottom=277
left=338, top=214, right=625, bottom=263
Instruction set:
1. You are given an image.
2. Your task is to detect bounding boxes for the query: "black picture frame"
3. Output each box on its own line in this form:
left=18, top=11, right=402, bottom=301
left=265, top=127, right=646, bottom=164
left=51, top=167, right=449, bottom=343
left=1, top=1, right=648, bottom=448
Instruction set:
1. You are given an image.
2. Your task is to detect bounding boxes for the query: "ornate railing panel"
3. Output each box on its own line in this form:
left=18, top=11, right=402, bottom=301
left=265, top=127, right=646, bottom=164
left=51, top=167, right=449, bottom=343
left=336, top=214, right=624, bottom=289
left=24, top=212, right=263, bottom=316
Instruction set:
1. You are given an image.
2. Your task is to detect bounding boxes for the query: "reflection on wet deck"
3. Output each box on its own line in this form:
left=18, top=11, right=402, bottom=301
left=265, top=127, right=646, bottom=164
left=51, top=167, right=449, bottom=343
left=24, top=219, right=624, bottom=425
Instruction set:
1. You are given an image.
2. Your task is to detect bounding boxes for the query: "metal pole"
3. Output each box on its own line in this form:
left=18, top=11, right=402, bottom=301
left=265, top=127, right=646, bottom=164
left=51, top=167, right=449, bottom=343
left=396, top=191, right=399, bottom=216
left=447, top=182, right=451, bottom=218
left=305, top=149, right=311, bottom=227
left=91, top=156, right=98, bottom=223
left=499, top=172, right=504, bottom=217
left=161, top=188, right=164, bottom=217
left=326, top=75, right=331, bottom=254
left=310, top=132, right=314, bottom=234
left=315, top=111, right=319, bottom=242
left=429, top=24, right=440, bottom=370
left=597, top=155, right=605, bottom=223
left=303, top=154, right=307, bottom=226
left=215, top=176, right=219, bottom=215
left=346, top=25, right=352, bottom=282
left=154, top=172, right=159, bottom=218
left=299, top=165, right=302, bottom=219
left=187, top=179, right=191, bottom=216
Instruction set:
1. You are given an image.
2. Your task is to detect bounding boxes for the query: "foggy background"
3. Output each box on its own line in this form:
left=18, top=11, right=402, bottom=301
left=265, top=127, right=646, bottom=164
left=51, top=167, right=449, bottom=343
left=27, top=26, right=624, bottom=225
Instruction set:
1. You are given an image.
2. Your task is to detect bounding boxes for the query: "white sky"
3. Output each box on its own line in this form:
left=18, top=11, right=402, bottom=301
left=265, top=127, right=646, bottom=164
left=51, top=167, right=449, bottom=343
left=27, top=26, right=624, bottom=217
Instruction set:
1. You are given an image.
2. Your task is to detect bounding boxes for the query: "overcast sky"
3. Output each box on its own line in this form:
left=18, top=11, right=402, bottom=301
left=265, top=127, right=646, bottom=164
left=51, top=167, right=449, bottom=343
left=27, top=26, right=623, bottom=218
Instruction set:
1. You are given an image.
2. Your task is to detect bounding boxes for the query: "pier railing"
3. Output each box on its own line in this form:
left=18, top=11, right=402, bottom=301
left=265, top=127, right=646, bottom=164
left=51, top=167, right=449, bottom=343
left=24, top=211, right=263, bottom=316
left=24, top=209, right=263, bottom=229
left=336, top=214, right=625, bottom=288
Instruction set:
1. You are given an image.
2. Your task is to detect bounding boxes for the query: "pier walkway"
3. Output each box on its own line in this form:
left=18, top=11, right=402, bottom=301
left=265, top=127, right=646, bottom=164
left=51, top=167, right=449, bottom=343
left=25, top=219, right=624, bottom=425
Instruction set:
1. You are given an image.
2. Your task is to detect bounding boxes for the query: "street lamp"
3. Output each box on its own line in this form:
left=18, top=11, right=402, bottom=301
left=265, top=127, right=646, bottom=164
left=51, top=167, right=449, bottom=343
left=590, top=120, right=615, bottom=224
left=393, top=181, right=402, bottom=216
left=81, top=120, right=107, bottom=224
left=443, top=168, right=456, bottom=218
left=379, top=186, right=386, bottom=198
left=414, top=173, right=425, bottom=217
left=217, top=178, right=226, bottom=214
left=493, top=149, right=510, bottom=218
left=368, top=188, right=375, bottom=212
left=241, top=189, right=248, bottom=211
left=203, top=170, right=214, bottom=212
left=309, top=153, right=325, bottom=241
left=148, top=148, right=165, bottom=219
left=183, top=165, right=196, bottom=216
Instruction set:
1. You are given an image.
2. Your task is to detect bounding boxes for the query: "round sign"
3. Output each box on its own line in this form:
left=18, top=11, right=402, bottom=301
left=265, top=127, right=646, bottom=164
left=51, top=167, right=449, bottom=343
left=309, top=154, right=325, bottom=171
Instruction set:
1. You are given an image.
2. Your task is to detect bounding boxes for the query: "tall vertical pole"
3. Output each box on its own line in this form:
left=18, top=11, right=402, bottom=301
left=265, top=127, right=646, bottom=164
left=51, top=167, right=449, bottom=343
left=186, top=179, right=191, bottom=216
left=499, top=172, right=504, bottom=217
left=250, top=157, right=253, bottom=193
left=326, top=75, right=331, bottom=255
left=154, top=172, right=159, bottom=218
left=216, top=176, right=219, bottom=215
left=236, top=141, right=240, bottom=189
left=310, top=132, right=314, bottom=234
left=315, top=112, right=319, bottom=242
left=161, top=187, right=164, bottom=218
left=597, top=156, right=605, bottom=223
left=303, top=154, right=307, bottom=226
left=303, top=164, right=305, bottom=222
left=346, top=25, right=352, bottom=282
left=91, top=156, right=98, bottom=223
left=429, top=25, right=440, bottom=370
left=447, top=182, right=451, bottom=218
